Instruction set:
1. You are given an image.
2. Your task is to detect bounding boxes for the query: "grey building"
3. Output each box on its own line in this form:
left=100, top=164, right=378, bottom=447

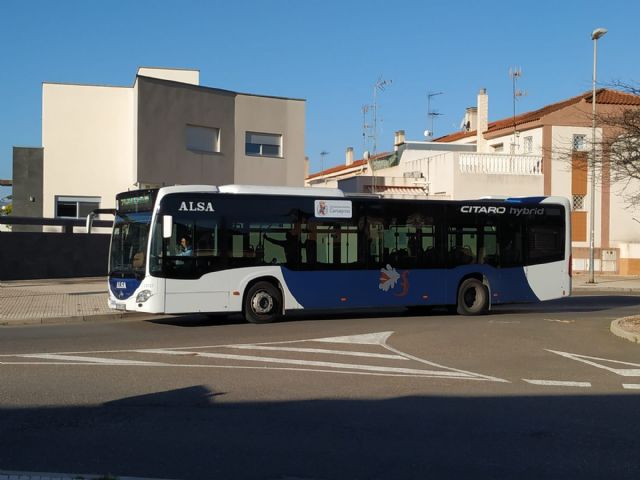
left=12, top=67, right=306, bottom=223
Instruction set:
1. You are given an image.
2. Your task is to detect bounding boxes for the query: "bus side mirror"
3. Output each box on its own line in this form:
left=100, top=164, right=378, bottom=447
left=163, top=215, right=173, bottom=239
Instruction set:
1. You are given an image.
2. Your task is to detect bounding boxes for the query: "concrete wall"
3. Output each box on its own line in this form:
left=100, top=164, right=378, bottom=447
left=42, top=83, right=135, bottom=215
left=12, top=147, right=43, bottom=231
left=0, top=232, right=110, bottom=280
left=453, top=167, right=543, bottom=200
left=136, top=76, right=236, bottom=186
left=234, top=94, right=305, bottom=186
left=137, top=67, right=199, bottom=85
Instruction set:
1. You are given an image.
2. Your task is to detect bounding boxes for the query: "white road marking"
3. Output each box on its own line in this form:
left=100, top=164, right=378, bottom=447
left=227, top=344, right=406, bottom=360
left=311, top=331, right=394, bottom=345
left=547, top=350, right=640, bottom=377
left=381, top=342, right=509, bottom=383
left=1, top=331, right=507, bottom=382
left=523, top=379, right=592, bottom=387
left=19, top=353, right=169, bottom=366
left=622, top=384, right=640, bottom=390
left=134, top=348, right=474, bottom=378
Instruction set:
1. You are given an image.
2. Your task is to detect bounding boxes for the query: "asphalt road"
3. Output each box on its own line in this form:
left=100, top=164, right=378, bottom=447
left=1, top=294, right=640, bottom=479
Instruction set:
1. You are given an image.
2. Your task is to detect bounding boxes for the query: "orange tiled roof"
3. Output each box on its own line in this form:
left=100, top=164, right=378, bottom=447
left=306, top=152, right=392, bottom=180
left=435, top=88, right=640, bottom=142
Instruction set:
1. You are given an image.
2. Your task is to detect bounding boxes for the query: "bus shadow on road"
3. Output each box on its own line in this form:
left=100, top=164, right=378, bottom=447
left=1, top=385, right=638, bottom=480
left=147, top=295, right=640, bottom=327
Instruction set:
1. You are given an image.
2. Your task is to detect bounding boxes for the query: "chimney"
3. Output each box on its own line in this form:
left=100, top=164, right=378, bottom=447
left=394, top=130, right=405, bottom=150
left=345, top=147, right=354, bottom=166
left=304, top=156, right=309, bottom=179
left=476, top=88, right=489, bottom=153
left=464, top=107, right=478, bottom=132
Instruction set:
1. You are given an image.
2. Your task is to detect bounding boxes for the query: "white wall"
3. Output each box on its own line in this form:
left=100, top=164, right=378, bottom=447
left=400, top=148, right=543, bottom=200
left=137, top=67, right=199, bottom=85
left=42, top=83, right=135, bottom=218
left=552, top=126, right=598, bottom=247
left=453, top=168, right=543, bottom=199
left=609, top=177, right=640, bottom=244
left=485, top=127, right=544, bottom=156
left=400, top=150, right=455, bottom=197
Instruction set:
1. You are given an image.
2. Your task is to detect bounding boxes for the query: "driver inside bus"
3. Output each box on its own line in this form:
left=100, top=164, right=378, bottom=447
left=177, top=236, right=193, bottom=256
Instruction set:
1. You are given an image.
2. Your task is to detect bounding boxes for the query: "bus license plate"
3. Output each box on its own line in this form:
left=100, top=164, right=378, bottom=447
left=115, top=303, right=126, bottom=311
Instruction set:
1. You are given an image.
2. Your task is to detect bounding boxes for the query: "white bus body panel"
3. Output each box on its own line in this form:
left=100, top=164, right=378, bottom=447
left=108, top=276, right=166, bottom=313
left=164, top=266, right=302, bottom=314
left=525, top=261, right=571, bottom=301
left=525, top=196, right=572, bottom=301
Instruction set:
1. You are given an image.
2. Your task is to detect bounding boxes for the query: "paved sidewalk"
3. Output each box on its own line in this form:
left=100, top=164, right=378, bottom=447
left=572, top=273, right=640, bottom=293
left=0, top=277, right=157, bottom=326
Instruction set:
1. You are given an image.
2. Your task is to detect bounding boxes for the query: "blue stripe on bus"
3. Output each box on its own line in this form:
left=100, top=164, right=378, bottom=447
left=280, top=265, right=539, bottom=309
left=505, top=196, right=546, bottom=204
left=109, top=277, right=141, bottom=300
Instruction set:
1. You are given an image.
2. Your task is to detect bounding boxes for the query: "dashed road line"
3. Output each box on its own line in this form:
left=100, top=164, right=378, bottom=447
left=622, top=384, right=640, bottom=390
left=522, top=379, right=592, bottom=388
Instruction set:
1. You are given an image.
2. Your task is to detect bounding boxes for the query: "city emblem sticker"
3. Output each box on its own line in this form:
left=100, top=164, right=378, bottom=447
left=379, top=264, right=410, bottom=297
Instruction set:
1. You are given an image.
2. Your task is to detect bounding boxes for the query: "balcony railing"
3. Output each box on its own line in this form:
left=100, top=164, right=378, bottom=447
left=459, top=153, right=542, bottom=175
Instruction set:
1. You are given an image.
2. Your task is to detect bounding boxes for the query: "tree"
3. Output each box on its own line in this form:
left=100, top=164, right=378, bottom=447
left=596, top=83, right=640, bottom=206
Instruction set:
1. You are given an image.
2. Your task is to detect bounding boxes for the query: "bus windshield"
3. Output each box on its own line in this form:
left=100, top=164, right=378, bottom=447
left=109, top=212, right=152, bottom=278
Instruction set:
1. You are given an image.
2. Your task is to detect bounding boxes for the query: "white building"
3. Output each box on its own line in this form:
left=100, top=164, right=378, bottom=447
left=306, top=88, right=640, bottom=274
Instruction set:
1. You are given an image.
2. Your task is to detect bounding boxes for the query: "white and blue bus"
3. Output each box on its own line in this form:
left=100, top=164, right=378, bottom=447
left=107, top=184, right=571, bottom=323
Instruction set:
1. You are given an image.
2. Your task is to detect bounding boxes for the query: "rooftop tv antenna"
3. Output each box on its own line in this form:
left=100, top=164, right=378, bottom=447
left=320, top=150, right=330, bottom=174
left=361, top=104, right=371, bottom=153
left=509, top=67, right=527, bottom=152
left=426, top=91, right=444, bottom=140
left=371, top=77, right=392, bottom=154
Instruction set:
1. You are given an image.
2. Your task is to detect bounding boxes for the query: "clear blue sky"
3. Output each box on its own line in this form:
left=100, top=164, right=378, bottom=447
left=1, top=0, right=639, bottom=200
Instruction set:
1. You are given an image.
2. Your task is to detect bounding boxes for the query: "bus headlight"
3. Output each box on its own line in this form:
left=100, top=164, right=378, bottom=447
left=136, top=290, right=153, bottom=303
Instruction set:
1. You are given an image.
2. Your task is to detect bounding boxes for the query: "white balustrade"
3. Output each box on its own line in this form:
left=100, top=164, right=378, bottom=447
left=458, top=153, right=543, bottom=175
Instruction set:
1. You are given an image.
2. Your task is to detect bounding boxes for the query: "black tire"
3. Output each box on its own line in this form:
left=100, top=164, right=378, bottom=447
left=456, top=278, right=489, bottom=315
left=244, top=281, right=282, bottom=324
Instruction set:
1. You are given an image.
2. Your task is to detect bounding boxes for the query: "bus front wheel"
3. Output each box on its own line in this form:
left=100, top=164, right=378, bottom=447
left=244, top=281, right=282, bottom=324
left=456, top=278, right=489, bottom=315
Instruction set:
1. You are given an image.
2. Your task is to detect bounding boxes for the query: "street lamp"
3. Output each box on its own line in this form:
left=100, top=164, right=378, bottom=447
left=589, top=27, right=607, bottom=284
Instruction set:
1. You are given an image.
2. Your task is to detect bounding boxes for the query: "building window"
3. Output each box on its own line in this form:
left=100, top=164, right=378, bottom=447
left=573, top=134, right=587, bottom=151
left=55, top=196, right=101, bottom=218
left=523, top=136, right=533, bottom=153
left=245, top=132, right=282, bottom=157
left=186, top=125, right=220, bottom=153
left=572, top=194, right=585, bottom=211
left=492, top=143, right=504, bottom=153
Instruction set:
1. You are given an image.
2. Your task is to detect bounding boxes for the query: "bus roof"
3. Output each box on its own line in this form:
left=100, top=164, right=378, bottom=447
left=217, top=184, right=345, bottom=198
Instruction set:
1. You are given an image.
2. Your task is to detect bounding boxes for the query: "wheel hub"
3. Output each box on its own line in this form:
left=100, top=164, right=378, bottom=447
left=251, top=291, right=273, bottom=314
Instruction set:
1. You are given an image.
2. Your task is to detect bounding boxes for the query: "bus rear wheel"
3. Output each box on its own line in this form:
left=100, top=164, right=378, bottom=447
left=244, top=281, right=282, bottom=324
left=456, top=278, right=489, bottom=315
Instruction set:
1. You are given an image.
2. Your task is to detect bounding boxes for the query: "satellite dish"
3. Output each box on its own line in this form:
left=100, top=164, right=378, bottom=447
left=424, top=130, right=432, bottom=138
left=363, top=151, right=370, bottom=160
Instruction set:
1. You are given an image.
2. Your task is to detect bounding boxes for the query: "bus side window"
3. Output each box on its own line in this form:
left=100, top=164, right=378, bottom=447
left=500, top=220, right=524, bottom=267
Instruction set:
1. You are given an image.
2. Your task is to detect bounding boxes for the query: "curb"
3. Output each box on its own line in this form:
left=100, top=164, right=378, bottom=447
left=572, top=286, right=640, bottom=293
left=0, top=312, right=165, bottom=327
left=611, top=316, right=640, bottom=344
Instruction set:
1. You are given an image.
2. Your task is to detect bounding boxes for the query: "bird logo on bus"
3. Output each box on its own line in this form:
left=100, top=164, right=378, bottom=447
left=379, top=265, right=410, bottom=297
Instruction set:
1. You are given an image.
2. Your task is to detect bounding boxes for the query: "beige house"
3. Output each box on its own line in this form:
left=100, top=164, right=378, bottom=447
left=13, top=67, right=305, bottom=224
left=306, top=88, right=640, bottom=274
